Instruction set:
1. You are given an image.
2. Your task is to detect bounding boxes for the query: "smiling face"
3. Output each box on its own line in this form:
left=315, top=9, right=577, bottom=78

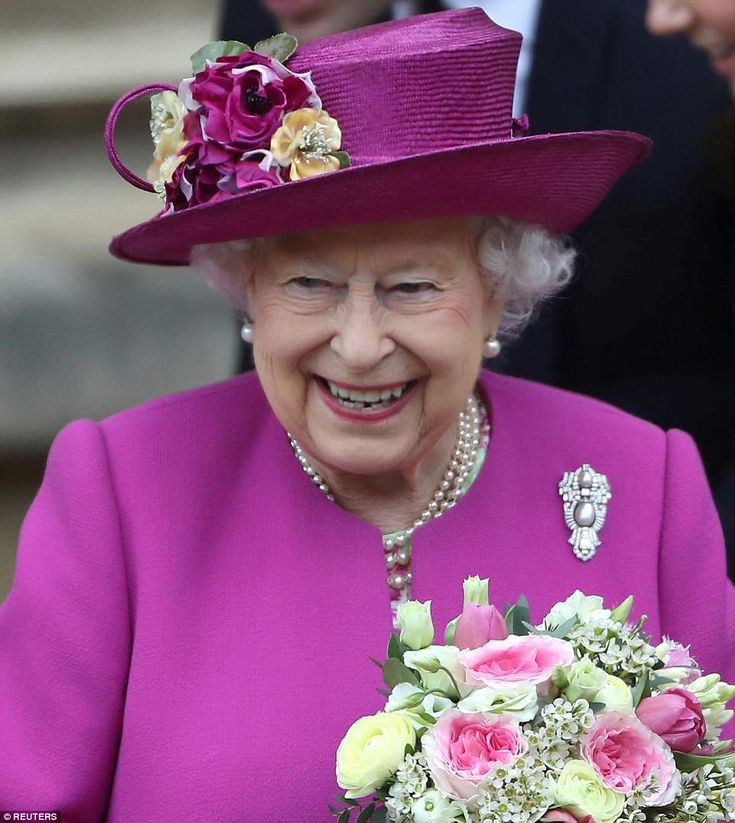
left=646, top=0, right=735, bottom=93
left=247, top=217, right=503, bottom=479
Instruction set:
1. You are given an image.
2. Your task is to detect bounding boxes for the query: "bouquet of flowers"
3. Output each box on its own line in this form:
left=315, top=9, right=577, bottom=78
left=332, top=578, right=735, bottom=823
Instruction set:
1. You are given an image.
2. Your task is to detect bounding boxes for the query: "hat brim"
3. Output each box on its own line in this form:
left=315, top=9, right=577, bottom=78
left=110, top=130, right=651, bottom=266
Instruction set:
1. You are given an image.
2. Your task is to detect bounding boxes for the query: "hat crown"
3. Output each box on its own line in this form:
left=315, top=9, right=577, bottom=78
left=289, top=8, right=521, bottom=164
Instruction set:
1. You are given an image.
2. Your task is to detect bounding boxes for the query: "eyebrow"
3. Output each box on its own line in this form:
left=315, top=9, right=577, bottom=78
left=376, top=252, right=457, bottom=276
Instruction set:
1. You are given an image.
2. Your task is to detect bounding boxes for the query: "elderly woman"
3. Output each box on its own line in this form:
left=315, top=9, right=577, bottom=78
left=0, top=8, right=733, bottom=820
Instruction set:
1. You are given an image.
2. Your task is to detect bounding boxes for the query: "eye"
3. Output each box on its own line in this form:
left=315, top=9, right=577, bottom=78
left=289, top=276, right=330, bottom=289
left=393, top=281, right=436, bottom=294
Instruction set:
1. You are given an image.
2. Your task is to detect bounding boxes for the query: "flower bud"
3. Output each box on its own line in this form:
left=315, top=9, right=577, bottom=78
left=453, top=603, right=508, bottom=650
left=462, top=575, right=489, bottom=608
left=396, top=600, right=434, bottom=651
left=609, top=595, right=634, bottom=624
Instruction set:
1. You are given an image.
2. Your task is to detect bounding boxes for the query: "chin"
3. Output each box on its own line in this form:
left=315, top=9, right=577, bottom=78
left=313, top=439, right=416, bottom=478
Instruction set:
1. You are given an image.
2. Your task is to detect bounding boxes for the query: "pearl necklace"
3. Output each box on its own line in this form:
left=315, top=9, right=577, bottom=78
left=287, top=394, right=488, bottom=621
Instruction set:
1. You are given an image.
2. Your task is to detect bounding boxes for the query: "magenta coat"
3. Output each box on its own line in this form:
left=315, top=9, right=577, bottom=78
left=1, top=370, right=733, bottom=820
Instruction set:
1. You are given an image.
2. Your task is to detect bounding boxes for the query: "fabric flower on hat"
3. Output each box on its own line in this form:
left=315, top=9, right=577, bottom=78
left=146, top=37, right=350, bottom=211
left=180, top=52, right=319, bottom=151
left=271, top=108, right=346, bottom=180
left=147, top=91, right=189, bottom=199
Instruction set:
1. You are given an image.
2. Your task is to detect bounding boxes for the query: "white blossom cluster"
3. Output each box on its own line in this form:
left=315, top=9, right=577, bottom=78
left=647, top=762, right=735, bottom=823
left=524, top=698, right=595, bottom=773
left=475, top=750, right=555, bottom=822
left=568, top=618, right=659, bottom=682
left=385, top=753, right=431, bottom=821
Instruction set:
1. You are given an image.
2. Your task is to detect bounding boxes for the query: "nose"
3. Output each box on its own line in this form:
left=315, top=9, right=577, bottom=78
left=329, top=293, right=395, bottom=370
left=646, top=0, right=695, bottom=36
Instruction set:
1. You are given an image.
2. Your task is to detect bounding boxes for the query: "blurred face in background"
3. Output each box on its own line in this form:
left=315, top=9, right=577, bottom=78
left=262, top=0, right=392, bottom=42
left=647, top=0, right=735, bottom=94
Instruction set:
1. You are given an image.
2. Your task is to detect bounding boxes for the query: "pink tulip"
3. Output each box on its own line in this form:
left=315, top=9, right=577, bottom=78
left=453, top=603, right=508, bottom=650
left=636, top=688, right=706, bottom=753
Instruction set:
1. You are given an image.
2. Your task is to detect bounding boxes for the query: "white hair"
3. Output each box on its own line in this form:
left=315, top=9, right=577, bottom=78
left=189, top=216, right=575, bottom=339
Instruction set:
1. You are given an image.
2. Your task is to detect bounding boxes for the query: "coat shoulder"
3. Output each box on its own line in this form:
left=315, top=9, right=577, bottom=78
left=484, top=371, right=666, bottom=438
left=98, top=372, right=268, bottom=442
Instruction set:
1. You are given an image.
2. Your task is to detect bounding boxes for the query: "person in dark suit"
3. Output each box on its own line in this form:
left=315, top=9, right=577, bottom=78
left=221, top=0, right=735, bottom=569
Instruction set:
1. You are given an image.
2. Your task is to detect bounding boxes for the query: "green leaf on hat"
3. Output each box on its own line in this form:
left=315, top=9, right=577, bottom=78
left=254, top=33, right=298, bottom=63
left=330, top=151, right=352, bottom=169
left=190, top=41, right=251, bottom=74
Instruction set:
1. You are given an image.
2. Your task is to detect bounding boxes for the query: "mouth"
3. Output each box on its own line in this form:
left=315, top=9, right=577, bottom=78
left=703, top=42, right=735, bottom=71
left=315, top=376, right=418, bottom=413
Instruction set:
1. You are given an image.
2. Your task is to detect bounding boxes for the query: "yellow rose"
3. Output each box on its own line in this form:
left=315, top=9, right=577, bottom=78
left=336, top=711, right=416, bottom=799
left=270, top=108, right=342, bottom=181
left=554, top=761, right=624, bottom=823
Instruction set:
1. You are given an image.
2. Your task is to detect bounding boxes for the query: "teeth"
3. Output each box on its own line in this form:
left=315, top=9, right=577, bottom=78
left=326, top=380, right=411, bottom=405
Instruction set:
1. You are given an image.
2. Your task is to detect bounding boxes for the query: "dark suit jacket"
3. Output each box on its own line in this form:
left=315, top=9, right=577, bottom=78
left=221, top=0, right=735, bottom=561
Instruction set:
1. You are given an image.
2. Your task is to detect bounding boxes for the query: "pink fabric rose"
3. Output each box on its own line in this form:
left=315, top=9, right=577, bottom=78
left=422, top=710, right=528, bottom=801
left=459, top=635, right=574, bottom=690
left=582, top=712, right=680, bottom=805
left=541, top=810, right=597, bottom=823
left=169, top=144, right=281, bottom=209
left=636, top=688, right=706, bottom=752
left=182, top=53, right=318, bottom=151
left=453, top=603, right=508, bottom=650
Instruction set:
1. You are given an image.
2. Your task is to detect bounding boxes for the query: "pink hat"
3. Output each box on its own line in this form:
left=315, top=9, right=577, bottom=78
left=106, top=7, right=651, bottom=266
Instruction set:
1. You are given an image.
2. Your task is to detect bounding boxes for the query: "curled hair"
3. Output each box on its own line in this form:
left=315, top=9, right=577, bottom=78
left=189, top=216, right=575, bottom=339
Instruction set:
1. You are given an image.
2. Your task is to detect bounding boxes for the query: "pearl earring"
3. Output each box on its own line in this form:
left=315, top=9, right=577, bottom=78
left=240, top=319, right=254, bottom=344
left=483, top=336, right=502, bottom=358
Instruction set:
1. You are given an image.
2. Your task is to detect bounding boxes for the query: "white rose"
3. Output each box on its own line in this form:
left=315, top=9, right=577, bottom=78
left=594, top=674, right=634, bottom=715
left=542, top=591, right=611, bottom=630
left=404, top=645, right=463, bottom=697
left=457, top=682, right=538, bottom=722
left=563, top=657, right=608, bottom=702
left=336, top=712, right=416, bottom=799
left=385, top=683, right=453, bottom=728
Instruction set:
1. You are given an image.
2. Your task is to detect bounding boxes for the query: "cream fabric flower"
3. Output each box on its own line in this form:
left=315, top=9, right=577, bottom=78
left=147, top=91, right=188, bottom=197
left=270, top=108, right=342, bottom=180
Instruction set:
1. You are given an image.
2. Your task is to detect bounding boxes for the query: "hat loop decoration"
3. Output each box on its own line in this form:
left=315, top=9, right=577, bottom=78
left=105, top=83, right=177, bottom=193
left=105, top=9, right=653, bottom=266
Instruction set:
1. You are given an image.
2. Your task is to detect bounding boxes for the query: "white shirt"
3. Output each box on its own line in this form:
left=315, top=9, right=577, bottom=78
left=393, top=0, right=542, bottom=115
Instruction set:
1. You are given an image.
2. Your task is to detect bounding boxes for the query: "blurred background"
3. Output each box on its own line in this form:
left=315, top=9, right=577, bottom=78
left=0, top=0, right=236, bottom=599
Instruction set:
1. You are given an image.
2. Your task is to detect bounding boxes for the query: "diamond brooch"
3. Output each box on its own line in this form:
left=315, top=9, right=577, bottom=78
left=558, top=464, right=611, bottom=561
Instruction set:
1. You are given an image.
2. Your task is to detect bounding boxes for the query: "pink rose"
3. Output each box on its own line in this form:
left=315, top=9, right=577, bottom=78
left=453, top=603, right=508, bottom=650
left=182, top=53, right=318, bottom=151
left=541, top=810, right=597, bottom=823
left=459, top=635, right=574, bottom=690
left=582, top=712, right=680, bottom=805
left=636, top=688, right=706, bottom=753
left=422, top=710, right=528, bottom=801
